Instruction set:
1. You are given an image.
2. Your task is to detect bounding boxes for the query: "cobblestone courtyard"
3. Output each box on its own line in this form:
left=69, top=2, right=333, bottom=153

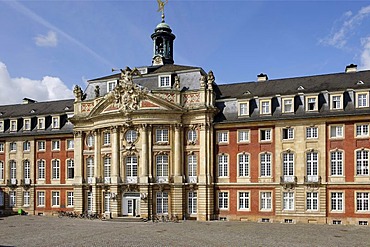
left=0, top=215, right=369, bottom=247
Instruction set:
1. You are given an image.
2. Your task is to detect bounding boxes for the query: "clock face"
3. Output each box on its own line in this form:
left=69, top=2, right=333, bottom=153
left=153, top=56, right=164, bottom=66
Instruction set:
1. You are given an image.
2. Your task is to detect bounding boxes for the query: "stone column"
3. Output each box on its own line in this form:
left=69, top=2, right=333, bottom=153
left=111, top=126, right=120, bottom=183
left=140, top=124, right=149, bottom=183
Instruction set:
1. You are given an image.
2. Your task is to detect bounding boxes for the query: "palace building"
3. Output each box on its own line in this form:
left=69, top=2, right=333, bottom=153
left=0, top=12, right=370, bottom=225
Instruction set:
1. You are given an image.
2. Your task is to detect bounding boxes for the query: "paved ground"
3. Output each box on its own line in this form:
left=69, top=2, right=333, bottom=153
left=0, top=215, right=369, bottom=247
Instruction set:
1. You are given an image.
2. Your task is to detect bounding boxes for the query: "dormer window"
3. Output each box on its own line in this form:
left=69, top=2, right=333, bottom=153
left=10, top=120, right=17, bottom=132
left=38, top=118, right=45, bottom=130
left=282, top=98, right=294, bottom=113
left=260, top=100, right=271, bottom=115
left=0, top=121, right=3, bottom=132
left=306, top=96, right=318, bottom=112
left=24, top=119, right=31, bottom=131
left=107, top=80, right=116, bottom=93
left=239, top=102, right=249, bottom=116
left=330, top=94, right=342, bottom=110
left=52, top=116, right=59, bottom=129
left=159, top=75, right=171, bottom=87
left=356, top=92, right=369, bottom=108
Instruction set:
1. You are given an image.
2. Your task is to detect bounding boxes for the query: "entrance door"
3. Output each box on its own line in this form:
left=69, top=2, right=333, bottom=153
left=122, top=193, right=140, bottom=216
left=127, top=199, right=137, bottom=216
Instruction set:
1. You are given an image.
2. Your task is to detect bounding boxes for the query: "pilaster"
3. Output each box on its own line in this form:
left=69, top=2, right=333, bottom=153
left=111, top=126, right=120, bottom=183
left=140, top=124, right=149, bottom=183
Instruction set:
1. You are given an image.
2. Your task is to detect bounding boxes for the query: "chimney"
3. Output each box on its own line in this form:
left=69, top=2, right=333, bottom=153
left=345, top=64, right=357, bottom=73
left=257, top=73, right=268, bottom=82
left=22, top=98, right=37, bottom=104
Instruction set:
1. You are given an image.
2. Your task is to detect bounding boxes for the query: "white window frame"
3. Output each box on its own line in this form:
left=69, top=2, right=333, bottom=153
left=239, top=102, right=249, bottom=116
left=237, top=129, right=250, bottom=143
left=23, top=118, right=31, bottom=131
left=187, top=129, right=197, bottom=143
left=37, top=191, right=45, bottom=207
left=218, top=154, right=228, bottom=177
left=67, top=139, right=74, bottom=150
left=238, top=191, right=250, bottom=211
left=282, top=128, right=294, bottom=140
left=155, top=128, right=169, bottom=143
left=9, top=191, right=16, bottom=207
left=0, top=142, right=4, bottom=152
left=52, top=159, right=60, bottom=180
left=23, top=191, right=30, bottom=207
left=330, top=125, right=344, bottom=139
left=10, top=160, right=16, bottom=180
left=330, top=150, right=343, bottom=176
left=0, top=161, right=3, bottom=180
left=9, top=142, right=17, bottom=152
left=217, top=131, right=228, bottom=144
left=52, top=116, right=59, bottom=129
left=37, top=117, right=45, bottom=130
left=188, top=191, right=197, bottom=214
left=356, top=123, right=369, bottom=138
left=52, top=191, right=60, bottom=207
left=306, top=152, right=318, bottom=176
left=260, top=100, right=271, bottom=115
left=283, top=192, right=294, bottom=211
left=306, top=96, right=318, bottom=111
left=356, top=91, right=369, bottom=108
left=330, top=94, right=343, bottom=110
left=0, top=190, right=4, bottom=206
left=238, top=153, right=249, bottom=177
left=67, top=191, right=74, bottom=207
left=306, top=127, right=318, bottom=139
left=104, top=192, right=110, bottom=213
left=38, top=160, right=45, bottom=180
left=86, top=157, right=94, bottom=182
left=331, top=192, right=344, bottom=212
left=107, top=80, right=116, bottom=92
left=52, top=140, right=60, bottom=151
left=260, top=128, right=272, bottom=142
left=67, top=159, right=74, bottom=179
left=283, top=152, right=294, bottom=177
left=37, top=140, right=46, bottom=151
left=10, top=119, right=17, bottom=132
left=158, top=75, right=171, bottom=87
left=306, top=192, right=318, bottom=211
left=103, top=131, right=111, bottom=146
left=156, top=155, right=169, bottom=178
left=282, top=98, right=294, bottom=113
left=356, top=192, right=369, bottom=212
left=104, top=156, right=111, bottom=183
left=23, top=141, right=31, bottom=152
left=356, top=149, right=369, bottom=176
left=218, top=191, right=229, bottom=210
left=125, top=129, right=138, bottom=143
left=0, top=120, right=4, bottom=132
left=187, top=155, right=197, bottom=177
left=156, top=191, right=169, bottom=214
left=24, top=160, right=31, bottom=180
left=126, top=156, right=138, bottom=181
left=86, top=134, right=94, bottom=147
left=260, top=153, right=272, bottom=177
left=260, top=191, right=272, bottom=211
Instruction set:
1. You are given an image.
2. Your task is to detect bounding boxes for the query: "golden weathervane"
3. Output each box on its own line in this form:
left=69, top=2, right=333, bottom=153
left=157, top=0, right=168, bottom=22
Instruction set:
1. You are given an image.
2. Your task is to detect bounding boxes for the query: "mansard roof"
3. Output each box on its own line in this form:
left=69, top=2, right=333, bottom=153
left=0, top=99, right=74, bottom=118
left=216, top=70, right=370, bottom=99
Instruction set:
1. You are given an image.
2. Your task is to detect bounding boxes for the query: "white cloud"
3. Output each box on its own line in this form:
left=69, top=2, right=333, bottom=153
left=34, top=31, right=58, bottom=47
left=359, top=37, right=370, bottom=70
left=320, top=5, right=370, bottom=48
left=0, top=61, right=73, bottom=105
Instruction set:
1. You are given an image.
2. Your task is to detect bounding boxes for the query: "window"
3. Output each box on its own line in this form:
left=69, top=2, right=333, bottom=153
left=356, top=192, right=369, bottom=212
left=356, top=150, right=369, bottom=176
left=67, top=159, right=74, bottom=179
left=126, top=156, right=138, bottom=179
left=38, top=118, right=45, bottom=129
left=0, top=142, right=3, bottom=152
left=156, top=155, right=169, bottom=177
left=52, top=140, right=60, bottom=150
left=188, top=155, right=197, bottom=177
left=10, top=142, right=17, bottom=152
left=24, top=191, right=30, bottom=206
left=67, top=192, right=74, bottom=207
left=23, top=141, right=30, bottom=151
left=156, top=128, right=169, bottom=143
left=238, top=153, right=249, bottom=177
left=86, top=134, right=94, bottom=147
left=10, top=120, right=17, bottom=131
left=260, top=129, right=272, bottom=142
left=260, top=153, right=272, bottom=177
left=283, top=153, right=294, bottom=176
left=331, top=95, right=342, bottom=109
left=306, top=192, right=318, bottom=211
left=330, top=125, right=343, bottom=138
left=218, top=192, right=228, bottom=209
left=260, top=192, right=272, bottom=210
left=282, top=128, right=294, bottom=140
left=10, top=160, right=16, bottom=179
left=37, top=191, right=45, bottom=207
left=357, top=92, right=368, bottom=108
left=217, top=131, right=228, bottom=143
left=52, top=191, right=60, bottom=207
left=187, top=129, right=197, bottom=143
left=282, top=98, right=293, bottom=113
left=159, top=75, right=170, bottom=87
left=239, top=192, right=250, bottom=210
left=238, top=129, right=249, bottom=143
left=24, top=119, right=31, bottom=131
left=104, top=192, right=110, bottom=213
left=52, top=116, right=59, bottom=129
left=0, top=161, right=3, bottom=180
left=356, top=124, right=369, bottom=137
left=331, top=151, right=343, bottom=176
left=218, top=154, right=228, bottom=177
left=0, top=190, right=4, bottom=206
left=67, top=139, right=74, bottom=150
left=37, top=141, right=45, bottom=151
left=283, top=192, right=294, bottom=210
left=156, top=192, right=169, bottom=214
left=239, top=102, right=249, bottom=116
left=188, top=191, right=197, bottom=214
left=306, top=97, right=317, bottom=111
left=24, top=160, right=30, bottom=180
left=103, top=131, right=111, bottom=145
left=38, top=160, right=45, bottom=179
left=9, top=191, right=16, bottom=207
left=331, top=192, right=343, bottom=211
left=0, top=121, right=3, bottom=132
left=104, top=157, right=111, bottom=183
left=52, top=160, right=60, bottom=179
left=306, top=127, right=318, bottom=139
left=260, top=100, right=270, bottom=115
left=306, top=152, right=318, bottom=177
left=86, top=157, right=94, bottom=181
left=87, top=191, right=93, bottom=212
left=107, top=80, right=116, bottom=92
left=125, top=130, right=138, bottom=143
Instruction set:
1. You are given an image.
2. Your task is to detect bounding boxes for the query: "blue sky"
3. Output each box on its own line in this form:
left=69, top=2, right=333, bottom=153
left=0, top=0, right=370, bottom=104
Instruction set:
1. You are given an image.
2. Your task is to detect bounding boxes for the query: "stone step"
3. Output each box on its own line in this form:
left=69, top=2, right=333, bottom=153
left=108, top=217, right=144, bottom=223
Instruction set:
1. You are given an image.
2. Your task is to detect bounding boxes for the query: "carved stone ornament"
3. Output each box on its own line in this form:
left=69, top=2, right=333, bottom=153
left=207, top=70, right=215, bottom=89
left=73, top=85, right=83, bottom=102
left=174, top=75, right=180, bottom=89
left=112, top=67, right=148, bottom=112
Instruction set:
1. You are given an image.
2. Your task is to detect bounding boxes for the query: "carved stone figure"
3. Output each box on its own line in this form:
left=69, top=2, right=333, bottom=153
left=73, top=85, right=83, bottom=102
left=207, top=70, right=215, bottom=89
left=200, top=75, right=206, bottom=88
left=174, top=75, right=180, bottom=89
left=94, top=85, right=100, bottom=98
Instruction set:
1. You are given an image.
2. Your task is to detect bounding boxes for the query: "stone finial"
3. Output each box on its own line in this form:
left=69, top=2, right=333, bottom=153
left=174, top=75, right=180, bottom=90
left=73, top=85, right=83, bottom=102
left=94, top=85, right=100, bottom=98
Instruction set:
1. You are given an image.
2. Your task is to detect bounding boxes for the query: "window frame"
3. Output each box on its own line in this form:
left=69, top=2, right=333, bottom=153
left=37, top=140, right=46, bottom=151
left=217, top=131, right=229, bottom=144
left=52, top=116, right=60, bottom=129
left=107, top=80, right=116, bottom=92
left=37, top=117, right=45, bottom=130
left=52, top=159, right=60, bottom=180
left=331, top=191, right=344, bottom=212
left=355, top=149, right=369, bottom=176
left=0, top=142, right=4, bottom=152
left=125, top=129, right=138, bottom=143
left=217, top=154, right=229, bottom=177
left=23, top=118, right=31, bottom=131
left=38, top=159, right=46, bottom=180
left=306, top=126, right=318, bottom=139
left=329, top=125, right=344, bottom=139
left=66, top=139, right=74, bottom=150
left=283, top=191, right=295, bottom=211
left=10, top=119, right=17, bottom=132
left=188, top=191, right=197, bottom=214
left=260, top=99, right=271, bottom=115
left=355, top=123, right=369, bottom=138
left=67, top=159, right=74, bottom=180
left=282, top=97, right=294, bottom=113
left=260, top=152, right=272, bottom=177
left=158, top=75, right=171, bottom=87
left=259, top=128, right=272, bottom=142
left=103, top=131, right=111, bottom=146
left=238, top=102, right=249, bottom=116
left=237, top=129, right=250, bottom=143
left=218, top=191, right=229, bottom=210
left=260, top=191, right=272, bottom=211
left=155, top=128, right=169, bottom=144
left=52, top=140, right=60, bottom=151
left=306, top=96, right=318, bottom=112
left=37, top=191, right=45, bottom=207
left=238, top=153, right=250, bottom=177
left=238, top=191, right=250, bottom=211
left=51, top=191, right=60, bottom=207
left=67, top=191, right=74, bottom=207
left=356, top=91, right=369, bottom=108
left=330, top=94, right=343, bottom=110
left=187, top=129, right=197, bottom=143
left=356, top=192, right=370, bottom=212
left=306, top=192, right=318, bottom=211
left=282, top=127, right=294, bottom=140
